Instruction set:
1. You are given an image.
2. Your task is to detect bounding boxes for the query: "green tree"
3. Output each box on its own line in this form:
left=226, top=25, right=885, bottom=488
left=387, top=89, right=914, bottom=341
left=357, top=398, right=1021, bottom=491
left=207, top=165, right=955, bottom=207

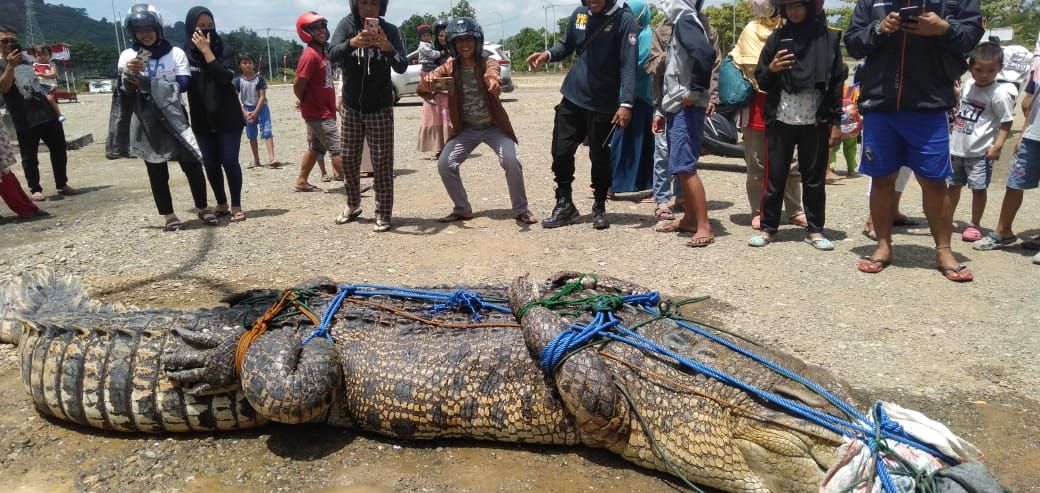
left=447, top=0, right=477, bottom=19
left=702, top=1, right=755, bottom=53
left=399, top=13, right=438, bottom=53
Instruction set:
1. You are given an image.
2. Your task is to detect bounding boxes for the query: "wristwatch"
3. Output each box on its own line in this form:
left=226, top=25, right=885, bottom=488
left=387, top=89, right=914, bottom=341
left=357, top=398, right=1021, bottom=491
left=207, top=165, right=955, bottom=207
left=873, top=20, right=888, bottom=36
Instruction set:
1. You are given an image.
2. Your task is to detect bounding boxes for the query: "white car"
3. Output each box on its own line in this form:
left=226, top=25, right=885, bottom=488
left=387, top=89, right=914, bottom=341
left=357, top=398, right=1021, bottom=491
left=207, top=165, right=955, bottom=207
left=391, top=43, right=514, bottom=103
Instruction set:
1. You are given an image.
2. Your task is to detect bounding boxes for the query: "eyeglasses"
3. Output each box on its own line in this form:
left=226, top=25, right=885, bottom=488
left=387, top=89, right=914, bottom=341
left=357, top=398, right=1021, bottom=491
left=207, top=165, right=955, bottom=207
left=0, top=39, right=18, bottom=45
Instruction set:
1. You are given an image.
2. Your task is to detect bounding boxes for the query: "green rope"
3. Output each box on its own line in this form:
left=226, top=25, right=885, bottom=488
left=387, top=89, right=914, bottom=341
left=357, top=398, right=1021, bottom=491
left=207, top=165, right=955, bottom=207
left=234, top=288, right=323, bottom=329
left=518, top=274, right=597, bottom=319
left=614, top=381, right=705, bottom=493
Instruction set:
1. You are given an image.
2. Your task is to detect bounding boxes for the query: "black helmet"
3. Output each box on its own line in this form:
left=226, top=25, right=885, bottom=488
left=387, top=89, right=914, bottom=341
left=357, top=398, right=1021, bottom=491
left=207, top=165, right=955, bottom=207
left=446, top=17, right=484, bottom=59
left=125, top=4, right=164, bottom=39
left=434, top=18, right=450, bottom=34
left=349, top=0, right=388, bottom=17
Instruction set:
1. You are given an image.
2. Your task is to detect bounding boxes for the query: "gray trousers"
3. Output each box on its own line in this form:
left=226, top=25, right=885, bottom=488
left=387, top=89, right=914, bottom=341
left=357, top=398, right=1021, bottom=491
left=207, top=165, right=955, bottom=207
left=744, top=127, right=803, bottom=217
left=438, top=125, right=530, bottom=216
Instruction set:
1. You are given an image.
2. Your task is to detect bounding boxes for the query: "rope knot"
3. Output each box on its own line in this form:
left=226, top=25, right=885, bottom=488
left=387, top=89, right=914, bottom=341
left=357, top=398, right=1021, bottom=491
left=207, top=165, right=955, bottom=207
left=590, top=294, right=624, bottom=313
left=429, top=290, right=488, bottom=321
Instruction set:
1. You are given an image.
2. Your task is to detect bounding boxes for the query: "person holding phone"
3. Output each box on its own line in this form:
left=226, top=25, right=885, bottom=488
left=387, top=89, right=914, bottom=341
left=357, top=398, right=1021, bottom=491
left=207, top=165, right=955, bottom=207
left=845, top=0, right=983, bottom=281
left=747, top=0, right=846, bottom=250
left=0, top=24, right=78, bottom=202
left=328, top=0, right=407, bottom=232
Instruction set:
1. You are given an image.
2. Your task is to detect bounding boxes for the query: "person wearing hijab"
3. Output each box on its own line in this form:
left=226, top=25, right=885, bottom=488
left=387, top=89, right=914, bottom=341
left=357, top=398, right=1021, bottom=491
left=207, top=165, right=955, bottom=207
left=748, top=0, right=845, bottom=250
left=730, top=0, right=806, bottom=231
left=185, top=6, right=247, bottom=223
left=416, top=21, right=451, bottom=159
left=607, top=0, right=654, bottom=200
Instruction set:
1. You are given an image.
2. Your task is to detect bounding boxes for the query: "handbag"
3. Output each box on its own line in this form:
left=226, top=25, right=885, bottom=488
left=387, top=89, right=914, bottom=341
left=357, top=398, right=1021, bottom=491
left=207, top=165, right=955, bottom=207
left=718, top=55, right=754, bottom=108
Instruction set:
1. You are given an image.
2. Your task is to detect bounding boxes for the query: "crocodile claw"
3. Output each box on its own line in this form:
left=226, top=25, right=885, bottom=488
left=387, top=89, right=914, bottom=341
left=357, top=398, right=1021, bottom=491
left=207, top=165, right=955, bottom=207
left=163, top=325, right=245, bottom=395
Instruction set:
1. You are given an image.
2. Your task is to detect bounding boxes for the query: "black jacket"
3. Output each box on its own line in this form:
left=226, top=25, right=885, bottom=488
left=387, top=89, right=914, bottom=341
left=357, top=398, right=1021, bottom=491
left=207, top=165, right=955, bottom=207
left=755, top=25, right=846, bottom=125
left=845, top=0, right=982, bottom=114
left=328, top=16, right=408, bottom=113
left=0, top=59, right=58, bottom=131
left=548, top=4, right=637, bottom=114
left=186, top=56, right=245, bottom=133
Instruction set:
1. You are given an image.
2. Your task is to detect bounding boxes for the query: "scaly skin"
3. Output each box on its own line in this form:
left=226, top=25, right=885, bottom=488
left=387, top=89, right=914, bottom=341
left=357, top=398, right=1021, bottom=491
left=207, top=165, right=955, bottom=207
left=3, top=270, right=865, bottom=492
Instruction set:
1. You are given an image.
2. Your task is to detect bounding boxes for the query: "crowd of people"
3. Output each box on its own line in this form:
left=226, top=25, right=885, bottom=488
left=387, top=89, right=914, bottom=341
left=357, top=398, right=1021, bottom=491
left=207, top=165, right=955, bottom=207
left=1, top=0, right=1039, bottom=279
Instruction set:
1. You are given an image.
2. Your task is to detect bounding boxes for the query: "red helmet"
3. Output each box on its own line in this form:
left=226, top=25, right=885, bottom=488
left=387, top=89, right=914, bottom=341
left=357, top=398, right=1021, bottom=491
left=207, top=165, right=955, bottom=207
left=296, top=11, right=328, bottom=44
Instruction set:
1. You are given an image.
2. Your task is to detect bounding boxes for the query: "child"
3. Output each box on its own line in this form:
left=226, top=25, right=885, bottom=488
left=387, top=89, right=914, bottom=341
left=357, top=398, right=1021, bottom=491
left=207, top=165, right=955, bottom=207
left=292, top=11, right=343, bottom=193
left=973, top=65, right=1039, bottom=265
left=749, top=0, right=846, bottom=250
left=417, top=17, right=536, bottom=225
left=116, top=3, right=213, bottom=231
left=31, top=45, right=64, bottom=123
left=416, top=21, right=451, bottom=159
left=234, top=54, right=276, bottom=168
left=827, top=82, right=861, bottom=182
left=946, top=42, right=1015, bottom=243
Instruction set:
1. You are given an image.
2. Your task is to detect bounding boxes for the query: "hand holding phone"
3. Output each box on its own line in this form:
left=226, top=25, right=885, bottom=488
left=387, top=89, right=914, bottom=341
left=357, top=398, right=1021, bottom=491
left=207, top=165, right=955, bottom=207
left=778, top=38, right=796, bottom=55
left=899, top=5, right=922, bottom=23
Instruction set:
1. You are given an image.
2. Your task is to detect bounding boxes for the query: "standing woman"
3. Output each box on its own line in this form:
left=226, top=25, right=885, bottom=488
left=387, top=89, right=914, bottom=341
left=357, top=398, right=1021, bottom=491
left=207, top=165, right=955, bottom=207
left=748, top=0, right=845, bottom=249
left=185, top=6, right=246, bottom=223
left=608, top=0, right=654, bottom=199
left=416, top=20, right=451, bottom=159
left=116, top=4, right=212, bottom=231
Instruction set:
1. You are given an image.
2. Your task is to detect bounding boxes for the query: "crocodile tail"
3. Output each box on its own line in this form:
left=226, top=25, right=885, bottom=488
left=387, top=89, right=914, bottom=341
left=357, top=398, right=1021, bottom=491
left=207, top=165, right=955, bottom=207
left=0, top=269, right=134, bottom=346
left=240, top=328, right=342, bottom=424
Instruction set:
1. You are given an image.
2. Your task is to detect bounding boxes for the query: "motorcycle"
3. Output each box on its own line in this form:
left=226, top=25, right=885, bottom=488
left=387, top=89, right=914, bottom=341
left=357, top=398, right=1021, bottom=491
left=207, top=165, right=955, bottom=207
left=701, top=104, right=745, bottom=159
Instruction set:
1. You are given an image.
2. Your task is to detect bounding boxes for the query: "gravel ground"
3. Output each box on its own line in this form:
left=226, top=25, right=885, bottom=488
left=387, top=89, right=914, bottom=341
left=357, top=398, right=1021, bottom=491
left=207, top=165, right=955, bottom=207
left=1, top=73, right=1038, bottom=491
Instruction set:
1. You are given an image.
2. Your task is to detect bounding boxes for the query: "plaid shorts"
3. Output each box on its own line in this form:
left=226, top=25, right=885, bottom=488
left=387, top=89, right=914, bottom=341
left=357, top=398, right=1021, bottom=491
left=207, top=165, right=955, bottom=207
left=306, top=119, right=341, bottom=156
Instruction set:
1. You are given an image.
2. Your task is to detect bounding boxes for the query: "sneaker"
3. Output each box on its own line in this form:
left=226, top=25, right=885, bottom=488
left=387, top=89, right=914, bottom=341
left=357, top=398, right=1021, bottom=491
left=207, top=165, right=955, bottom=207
left=373, top=220, right=391, bottom=232
left=58, top=185, right=81, bottom=195
left=973, top=232, right=1016, bottom=251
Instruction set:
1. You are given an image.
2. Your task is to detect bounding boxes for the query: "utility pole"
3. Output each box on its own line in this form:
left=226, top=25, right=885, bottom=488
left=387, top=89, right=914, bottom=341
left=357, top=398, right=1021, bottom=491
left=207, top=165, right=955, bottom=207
left=111, top=0, right=123, bottom=54
left=265, top=28, right=274, bottom=80
left=487, top=11, right=504, bottom=43
left=24, top=0, right=46, bottom=47
left=732, top=3, right=737, bottom=51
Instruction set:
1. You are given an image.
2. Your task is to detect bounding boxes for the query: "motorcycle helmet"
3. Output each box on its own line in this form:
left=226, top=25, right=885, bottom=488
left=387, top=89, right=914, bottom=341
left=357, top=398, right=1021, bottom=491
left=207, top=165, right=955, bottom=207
left=772, top=0, right=824, bottom=15
left=446, top=17, right=484, bottom=60
left=125, top=4, right=164, bottom=39
left=296, top=11, right=328, bottom=44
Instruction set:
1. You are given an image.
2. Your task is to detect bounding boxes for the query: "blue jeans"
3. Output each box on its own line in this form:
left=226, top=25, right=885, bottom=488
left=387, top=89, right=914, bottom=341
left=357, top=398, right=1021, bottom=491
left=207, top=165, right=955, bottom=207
left=652, top=130, right=682, bottom=204
left=195, top=129, right=244, bottom=208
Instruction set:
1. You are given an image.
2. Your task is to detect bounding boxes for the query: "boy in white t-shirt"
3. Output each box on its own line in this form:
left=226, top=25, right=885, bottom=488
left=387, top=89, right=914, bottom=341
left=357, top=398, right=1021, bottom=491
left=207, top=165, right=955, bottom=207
left=946, top=42, right=1016, bottom=243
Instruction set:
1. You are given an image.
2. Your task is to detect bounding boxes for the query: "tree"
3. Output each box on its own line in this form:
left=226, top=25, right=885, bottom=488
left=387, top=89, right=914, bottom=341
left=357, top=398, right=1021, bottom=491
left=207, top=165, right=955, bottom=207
left=447, top=0, right=477, bottom=20
left=399, top=13, right=438, bottom=53
left=702, top=1, right=755, bottom=54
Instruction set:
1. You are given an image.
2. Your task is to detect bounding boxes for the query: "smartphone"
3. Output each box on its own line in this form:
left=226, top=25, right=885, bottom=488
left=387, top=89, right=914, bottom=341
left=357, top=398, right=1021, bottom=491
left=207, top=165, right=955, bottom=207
left=899, top=5, right=922, bottom=22
left=8, top=42, right=21, bottom=53
left=136, top=48, right=151, bottom=63
left=364, top=17, right=381, bottom=33
left=778, top=38, right=796, bottom=54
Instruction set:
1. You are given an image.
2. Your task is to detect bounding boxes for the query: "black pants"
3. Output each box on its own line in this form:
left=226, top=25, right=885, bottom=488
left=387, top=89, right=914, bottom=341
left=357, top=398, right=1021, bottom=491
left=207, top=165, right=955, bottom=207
left=145, top=161, right=209, bottom=215
left=16, top=120, right=68, bottom=193
left=550, top=99, right=614, bottom=202
left=762, top=121, right=828, bottom=234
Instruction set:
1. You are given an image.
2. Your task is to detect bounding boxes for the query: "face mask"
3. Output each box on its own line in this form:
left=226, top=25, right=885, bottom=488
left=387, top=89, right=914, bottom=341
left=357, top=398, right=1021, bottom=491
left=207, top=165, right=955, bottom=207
left=199, top=28, right=218, bottom=38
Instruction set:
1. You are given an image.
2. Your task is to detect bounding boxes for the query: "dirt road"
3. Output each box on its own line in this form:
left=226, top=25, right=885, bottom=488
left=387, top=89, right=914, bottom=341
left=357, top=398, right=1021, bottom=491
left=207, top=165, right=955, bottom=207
left=1, top=73, right=1037, bottom=491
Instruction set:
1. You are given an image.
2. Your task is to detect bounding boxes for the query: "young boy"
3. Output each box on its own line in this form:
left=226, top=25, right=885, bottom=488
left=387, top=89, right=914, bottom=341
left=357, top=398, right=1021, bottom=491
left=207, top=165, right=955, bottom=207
left=946, top=42, right=1016, bottom=242
left=827, top=82, right=861, bottom=182
left=974, top=65, right=1040, bottom=264
left=31, top=45, right=64, bottom=123
left=417, top=17, right=537, bottom=225
left=234, top=54, right=275, bottom=168
left=292, top=11, right=343, bottom=193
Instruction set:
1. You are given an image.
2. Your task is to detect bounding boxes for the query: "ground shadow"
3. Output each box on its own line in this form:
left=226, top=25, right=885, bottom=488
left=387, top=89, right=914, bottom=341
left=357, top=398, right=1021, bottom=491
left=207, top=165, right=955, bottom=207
left=394, top=100, right=423, bottom=107
left=266, top=423, right=356, bottom=460
left=40, top=184, right=114, bottom=201
left=697, top=161, right=746, bottom=173
left=849, top=243, right=971, bottom=269
left=500, top=98, right=518, bottom=103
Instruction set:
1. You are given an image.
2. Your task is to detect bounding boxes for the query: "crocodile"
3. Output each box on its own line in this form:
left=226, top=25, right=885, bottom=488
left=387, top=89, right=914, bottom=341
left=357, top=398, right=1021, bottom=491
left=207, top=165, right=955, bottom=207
left=1, top=269, right=879, bottom=492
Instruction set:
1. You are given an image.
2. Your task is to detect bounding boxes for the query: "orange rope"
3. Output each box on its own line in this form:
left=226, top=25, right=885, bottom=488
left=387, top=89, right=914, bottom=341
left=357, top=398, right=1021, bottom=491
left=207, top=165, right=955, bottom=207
left=342, top=298, right=520, bottom=329
left=234, top=291, right=321, bottom=375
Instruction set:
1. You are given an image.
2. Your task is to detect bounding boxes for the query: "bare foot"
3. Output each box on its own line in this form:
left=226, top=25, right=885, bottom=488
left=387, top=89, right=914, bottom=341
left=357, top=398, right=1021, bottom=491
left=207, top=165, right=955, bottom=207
left=789, top=213, right=808, bottom=228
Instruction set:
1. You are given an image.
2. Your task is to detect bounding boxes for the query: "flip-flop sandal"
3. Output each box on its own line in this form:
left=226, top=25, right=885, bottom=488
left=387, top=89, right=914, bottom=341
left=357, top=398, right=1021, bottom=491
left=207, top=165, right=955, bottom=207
left=438, top=213, right=474, bottom=223
left=294, top=184, right=322, bottom=192
left=686, top=236, right=714, bottom=248
left=655, top=223, right=695, bottom=233
left=857, top=256, right=891, bottom=274
left=653, top=205, right=675, bottom=221
left=229, top=211, right=246, bottom=223
left=515, top=212, right=538, bottom=224
left=638, top=194, right=655, bottom=204
left=961, top=225, right=983, bottom=242
left=320, top=175, right=332, bottom=182
left=937, top=265, right=974, bottom=283
left=335, top=208, right=363, bottom=224
left=862, top=229, right=878, bottom=241
left=214, top=208, right=231, bottom=217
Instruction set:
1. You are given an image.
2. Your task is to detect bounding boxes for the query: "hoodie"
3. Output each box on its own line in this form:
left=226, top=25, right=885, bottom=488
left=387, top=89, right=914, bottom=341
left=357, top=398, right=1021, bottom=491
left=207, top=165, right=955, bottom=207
left=328, top=11, right=408, bottom=113
left=547, top=1, right=637, bottom=114
left=183, top=7, right=244, bottom=133
left=660, top=0, right=716, bottom=113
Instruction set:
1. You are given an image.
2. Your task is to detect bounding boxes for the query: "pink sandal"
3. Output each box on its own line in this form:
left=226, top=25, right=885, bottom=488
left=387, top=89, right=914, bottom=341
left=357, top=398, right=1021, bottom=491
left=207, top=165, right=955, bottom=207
left=961, top=225, right=983, bottom=242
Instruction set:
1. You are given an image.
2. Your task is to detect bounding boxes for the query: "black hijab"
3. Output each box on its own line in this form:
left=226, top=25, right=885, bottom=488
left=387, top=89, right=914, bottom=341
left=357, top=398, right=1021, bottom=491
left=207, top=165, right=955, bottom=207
left=776, top=6, right=832, bottom=94
left=184, top=6, right=226, bottom=65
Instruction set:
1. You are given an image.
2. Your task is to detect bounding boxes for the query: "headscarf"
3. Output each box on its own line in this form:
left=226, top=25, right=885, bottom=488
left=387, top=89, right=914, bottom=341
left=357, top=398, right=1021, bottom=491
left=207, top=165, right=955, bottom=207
left=775, top=1, right=831, bottom=94
left=664, top=0, right=705, bottom=24
left=184, top=6, right=226, bottom=65
left=131, top=30, right=173, bottom=59
left=751, top=0, right=775, bottom=19
left=627, top=0, right=652, bottom=29
left=730, top=0, right=781, bottom=67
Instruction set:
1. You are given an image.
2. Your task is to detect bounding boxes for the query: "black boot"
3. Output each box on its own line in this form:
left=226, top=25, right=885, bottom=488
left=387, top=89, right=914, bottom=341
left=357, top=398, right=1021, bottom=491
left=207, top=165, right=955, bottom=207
left=591, top=201, right=609, bottom=230
left=542, top=196, right=580, bottom=229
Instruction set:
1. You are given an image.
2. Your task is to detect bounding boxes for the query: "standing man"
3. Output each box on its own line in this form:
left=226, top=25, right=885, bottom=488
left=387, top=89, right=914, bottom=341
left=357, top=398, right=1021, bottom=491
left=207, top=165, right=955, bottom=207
left=527, top=0, right=637, bottom=230
left=328, top=0, right=407, bottom=232
left=845, top=0, right=983, bottom=282
left=0, top=24, right=77, bottom=202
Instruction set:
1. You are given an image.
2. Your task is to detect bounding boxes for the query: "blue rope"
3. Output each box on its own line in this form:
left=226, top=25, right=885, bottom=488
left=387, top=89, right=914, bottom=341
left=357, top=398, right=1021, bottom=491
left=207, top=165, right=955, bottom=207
left=536, top=290, right=956, bottom=492
left=303, top=285, right=356, bottom=345
left=429, top=290, right=494, bottom=321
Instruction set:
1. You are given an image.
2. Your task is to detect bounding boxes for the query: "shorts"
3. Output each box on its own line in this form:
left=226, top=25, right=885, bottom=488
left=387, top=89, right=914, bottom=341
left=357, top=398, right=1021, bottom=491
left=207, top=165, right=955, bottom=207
left=1006, top=138, right=1040, bottom=191
left=244, top=104, right=273, bottom=140
left=305, top=119, right=340, bottom=156
left=948, top=155, right=992, bottom=189
left=860, top=111, right=951, bottom=181
left=666, top=106, right=706, bottom=175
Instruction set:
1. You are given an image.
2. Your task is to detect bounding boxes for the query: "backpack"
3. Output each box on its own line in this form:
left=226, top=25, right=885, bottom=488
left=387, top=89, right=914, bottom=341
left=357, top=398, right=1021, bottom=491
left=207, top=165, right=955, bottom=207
left=718, top=55, right=754, bottom=107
